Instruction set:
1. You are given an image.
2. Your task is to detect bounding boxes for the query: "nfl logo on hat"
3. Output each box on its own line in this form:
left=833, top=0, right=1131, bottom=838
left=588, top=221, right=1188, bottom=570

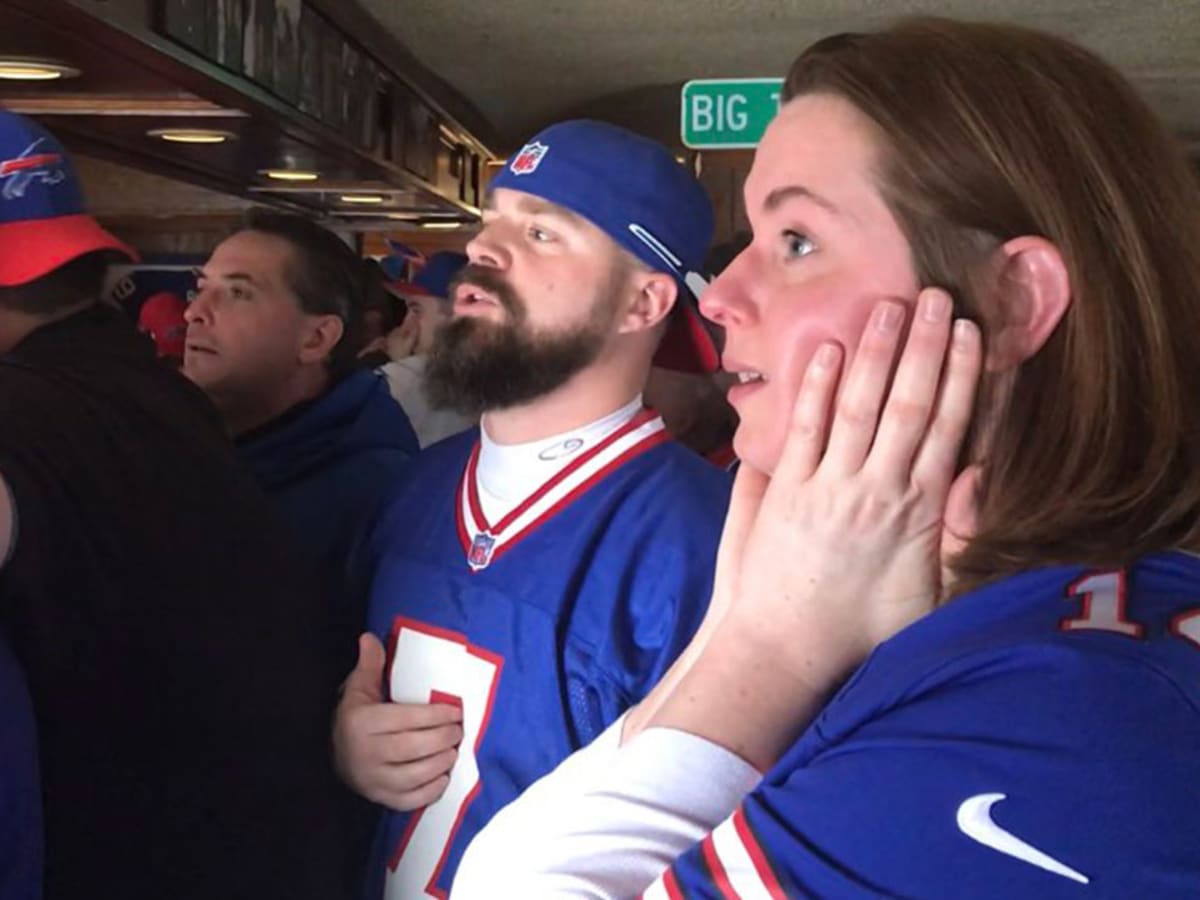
left=509, top=141, right=548, bottom=176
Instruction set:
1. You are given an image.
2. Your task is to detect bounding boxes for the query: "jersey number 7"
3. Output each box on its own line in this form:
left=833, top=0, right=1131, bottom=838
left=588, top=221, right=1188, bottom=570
left=385, top=619, right=505, bottom=900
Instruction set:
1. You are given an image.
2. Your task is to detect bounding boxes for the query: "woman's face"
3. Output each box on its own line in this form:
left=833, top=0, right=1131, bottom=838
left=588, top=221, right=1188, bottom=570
left=700, top=93, right=921, bottom=474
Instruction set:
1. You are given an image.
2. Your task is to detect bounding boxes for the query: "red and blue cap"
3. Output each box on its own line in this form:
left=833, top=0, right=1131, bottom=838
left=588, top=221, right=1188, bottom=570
left=412, top=251, right=467, bottom=298
left=0, top=109, right=136, bottom=287
left=490, top=120, right=718, bottom=373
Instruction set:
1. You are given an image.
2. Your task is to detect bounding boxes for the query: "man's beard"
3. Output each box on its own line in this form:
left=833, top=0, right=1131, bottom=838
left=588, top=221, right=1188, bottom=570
left=424, top=265, right=618, bottom=417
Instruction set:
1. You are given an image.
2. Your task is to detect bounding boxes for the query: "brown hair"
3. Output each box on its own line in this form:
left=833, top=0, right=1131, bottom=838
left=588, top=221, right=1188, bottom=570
left=239, top=211, right=365, bottom=375
left=784, top=19, right=1200, bottom=592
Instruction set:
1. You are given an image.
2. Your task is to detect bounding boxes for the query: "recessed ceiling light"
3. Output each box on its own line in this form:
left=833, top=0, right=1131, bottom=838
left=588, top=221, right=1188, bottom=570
left=259, top=169, right=320, bottom=182
left=147, top=128, right=235, bottom=144
left=420, top=221, right=462, bottom=230
left=340, top=194, right=385, bottom=204
left=0, top=57, right=80, bottom=81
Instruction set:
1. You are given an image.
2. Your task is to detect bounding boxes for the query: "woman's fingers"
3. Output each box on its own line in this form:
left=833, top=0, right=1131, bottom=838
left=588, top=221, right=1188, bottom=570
left=771, top=340, right=844, bottom=486
left=865, top=289, right=955, bottom=481
left=820, top=300, right=907, bottom=477
left=910, top=317, right=983, bottom=493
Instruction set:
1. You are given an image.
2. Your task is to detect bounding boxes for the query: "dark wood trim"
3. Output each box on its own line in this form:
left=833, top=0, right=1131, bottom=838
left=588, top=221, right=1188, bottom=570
left=304, top=0, right=501, bottom=155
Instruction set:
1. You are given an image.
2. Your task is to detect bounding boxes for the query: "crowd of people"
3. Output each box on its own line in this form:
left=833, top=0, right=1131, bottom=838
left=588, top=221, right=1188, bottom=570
left=1, top=14, right=1198, bottom=900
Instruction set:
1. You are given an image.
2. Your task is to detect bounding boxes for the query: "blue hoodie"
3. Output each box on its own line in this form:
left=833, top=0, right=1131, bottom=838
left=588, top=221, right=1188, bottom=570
left=238, top=369, right=418, bottom=669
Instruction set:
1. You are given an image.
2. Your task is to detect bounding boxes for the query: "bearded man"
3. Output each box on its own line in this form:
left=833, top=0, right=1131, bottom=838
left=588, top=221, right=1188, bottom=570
left=332, top=120, right=732, bottom=899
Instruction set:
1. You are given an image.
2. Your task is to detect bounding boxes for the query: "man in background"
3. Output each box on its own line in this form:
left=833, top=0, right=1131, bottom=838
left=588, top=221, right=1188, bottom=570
left=184, top=212, right=419, bottom=667
left=378, top=250, right=476, bottom=446
left=0, top=109, right=350, bottom=900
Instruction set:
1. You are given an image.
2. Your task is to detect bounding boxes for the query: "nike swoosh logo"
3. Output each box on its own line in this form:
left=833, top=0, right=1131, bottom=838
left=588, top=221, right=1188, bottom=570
left=956, top=793, right=1090, bottom=885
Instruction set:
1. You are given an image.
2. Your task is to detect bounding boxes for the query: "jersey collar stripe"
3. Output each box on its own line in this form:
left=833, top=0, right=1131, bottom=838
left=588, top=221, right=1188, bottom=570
left=516, top=427, right=671, bottom=551
left=462, top=441, right=487, bottom=529
left=457, top=413, right=667, bottom=568
left=642, top=868, right=686, bottom=900
left=468, top=407, right=659, bottom=536
left=496, top=417, right=667, bottom=542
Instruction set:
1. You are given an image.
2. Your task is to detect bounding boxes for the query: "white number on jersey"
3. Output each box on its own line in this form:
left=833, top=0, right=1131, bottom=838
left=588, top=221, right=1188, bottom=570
left=384, top=619, right=504, bottom=900
left=1060, top=571, right=1144, bottom=638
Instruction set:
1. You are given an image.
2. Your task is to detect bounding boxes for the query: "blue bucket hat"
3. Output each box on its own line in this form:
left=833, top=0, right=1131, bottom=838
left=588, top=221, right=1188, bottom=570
left=489, top=120, right=718, bottom=373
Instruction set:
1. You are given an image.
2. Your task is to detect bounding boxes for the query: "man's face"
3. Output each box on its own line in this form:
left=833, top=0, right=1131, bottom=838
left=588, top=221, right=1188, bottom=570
left=402, top=292, right=449, bottom=356
left=424, top=189, right=638, bottom=415
left=183, top=231, right=323, bottom=401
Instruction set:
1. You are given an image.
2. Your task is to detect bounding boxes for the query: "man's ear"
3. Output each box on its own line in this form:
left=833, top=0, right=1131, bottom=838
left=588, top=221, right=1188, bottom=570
left=979, top=236, right=1071, bottom=373
left=298, top=314, right=345, bottom=365
left=617, top=270, right=678, bottom=336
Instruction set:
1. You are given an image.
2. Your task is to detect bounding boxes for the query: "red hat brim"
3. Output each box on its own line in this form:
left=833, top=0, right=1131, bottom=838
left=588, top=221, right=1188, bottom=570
left=0, top=214, right=137, bottom=287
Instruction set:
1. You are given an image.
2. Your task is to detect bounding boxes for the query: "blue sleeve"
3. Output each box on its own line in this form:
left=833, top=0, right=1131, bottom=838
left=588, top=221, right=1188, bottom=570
left=662, top=644, right=1200, bottom=899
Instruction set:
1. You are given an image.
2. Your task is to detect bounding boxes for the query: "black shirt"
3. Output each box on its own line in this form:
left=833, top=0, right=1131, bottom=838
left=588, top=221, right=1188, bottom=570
left=0, top=305, right=351, bottom=900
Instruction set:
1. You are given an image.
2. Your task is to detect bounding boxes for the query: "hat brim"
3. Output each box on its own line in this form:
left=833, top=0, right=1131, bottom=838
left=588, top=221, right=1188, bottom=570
left=654, top=295, right=720, bottom=374
left=384, top=280, right=434, bottom=300
left=0, top=214, right=137, bottom=287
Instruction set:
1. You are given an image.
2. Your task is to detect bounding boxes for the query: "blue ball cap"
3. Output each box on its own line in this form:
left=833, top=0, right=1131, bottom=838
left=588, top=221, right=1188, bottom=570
left=0, top=109, right=135, bottom=286
left=489, top=120, right=719, bottom=372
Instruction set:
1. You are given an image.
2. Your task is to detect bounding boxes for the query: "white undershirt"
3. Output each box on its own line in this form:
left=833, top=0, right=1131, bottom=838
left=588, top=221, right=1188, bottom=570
left=475, top=396, right=644, bottom=525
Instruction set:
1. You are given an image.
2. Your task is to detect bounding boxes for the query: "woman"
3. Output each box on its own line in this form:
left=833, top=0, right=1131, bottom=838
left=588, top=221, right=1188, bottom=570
left=451, top=17, right=1200, bottom=899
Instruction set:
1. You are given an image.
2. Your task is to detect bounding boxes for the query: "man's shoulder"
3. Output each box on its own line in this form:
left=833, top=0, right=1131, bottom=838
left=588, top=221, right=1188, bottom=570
left=604, top=440, right=732, bottom=529
left=371, top=429, right=478, bottom=527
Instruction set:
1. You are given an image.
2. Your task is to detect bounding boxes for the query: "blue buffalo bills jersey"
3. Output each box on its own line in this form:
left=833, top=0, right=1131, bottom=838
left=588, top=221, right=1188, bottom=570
left=651, top=552, right=1200, bottom=899
left=366, top=412, right=730, bottom=899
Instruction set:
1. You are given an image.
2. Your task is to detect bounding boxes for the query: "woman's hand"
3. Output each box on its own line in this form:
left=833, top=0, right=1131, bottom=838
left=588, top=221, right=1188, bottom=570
left=644, top=288, right=982, bottom=769
left=726, top=288, right=982, bottom=688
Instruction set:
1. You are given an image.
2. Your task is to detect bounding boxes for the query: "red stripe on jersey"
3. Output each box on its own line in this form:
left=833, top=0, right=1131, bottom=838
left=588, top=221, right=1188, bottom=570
left=732, top=807, right=789, bottom=899
left=656, top=867, right=687, bottom=900
left=701, top=833, right=744, bottom=899
left=456, top=410, right=667, bottom=566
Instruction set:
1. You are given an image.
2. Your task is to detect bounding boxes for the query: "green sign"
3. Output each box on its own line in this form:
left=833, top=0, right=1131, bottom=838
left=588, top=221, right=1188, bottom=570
left=680, top=78, right=784, bottom=149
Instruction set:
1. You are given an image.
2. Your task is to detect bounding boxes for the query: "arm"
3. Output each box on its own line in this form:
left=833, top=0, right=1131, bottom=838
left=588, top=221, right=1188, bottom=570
left=452, top=715, right=759, bottom=900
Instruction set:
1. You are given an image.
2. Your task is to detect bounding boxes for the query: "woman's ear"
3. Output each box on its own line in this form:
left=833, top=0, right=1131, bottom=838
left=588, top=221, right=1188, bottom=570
left=979, top=236, right=1071, bottom=373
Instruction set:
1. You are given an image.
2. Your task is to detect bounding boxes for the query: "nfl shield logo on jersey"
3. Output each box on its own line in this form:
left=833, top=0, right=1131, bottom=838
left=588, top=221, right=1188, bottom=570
left=468, top=532, right=497, bottom=570
left=509, top=141, right=548, bottom=175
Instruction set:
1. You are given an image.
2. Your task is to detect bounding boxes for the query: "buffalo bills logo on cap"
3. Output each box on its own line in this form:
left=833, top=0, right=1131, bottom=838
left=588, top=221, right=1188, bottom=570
left=509, top=141, right=548, bottom=176
left=0, top=138, right=67, bottom=201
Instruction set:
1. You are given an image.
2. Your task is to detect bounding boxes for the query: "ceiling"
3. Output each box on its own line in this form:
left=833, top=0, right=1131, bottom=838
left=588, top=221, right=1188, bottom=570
left=360, top=0, right=1200, bottom=153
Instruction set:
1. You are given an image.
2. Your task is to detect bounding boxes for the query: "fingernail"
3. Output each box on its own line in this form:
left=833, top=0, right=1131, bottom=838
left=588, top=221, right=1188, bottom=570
left=953, top=318, right=976, bottom=347
left=874, top=301, right=903, bottom=332
left=922, top=290, right=951, bottom=323
left=814, top=342, right=839, bottom=369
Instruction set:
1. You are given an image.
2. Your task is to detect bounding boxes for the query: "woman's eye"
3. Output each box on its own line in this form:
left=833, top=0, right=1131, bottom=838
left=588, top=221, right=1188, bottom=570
left=784, top=230, right=816, bottom=259
left=529, top=226, right=553, bottom=243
